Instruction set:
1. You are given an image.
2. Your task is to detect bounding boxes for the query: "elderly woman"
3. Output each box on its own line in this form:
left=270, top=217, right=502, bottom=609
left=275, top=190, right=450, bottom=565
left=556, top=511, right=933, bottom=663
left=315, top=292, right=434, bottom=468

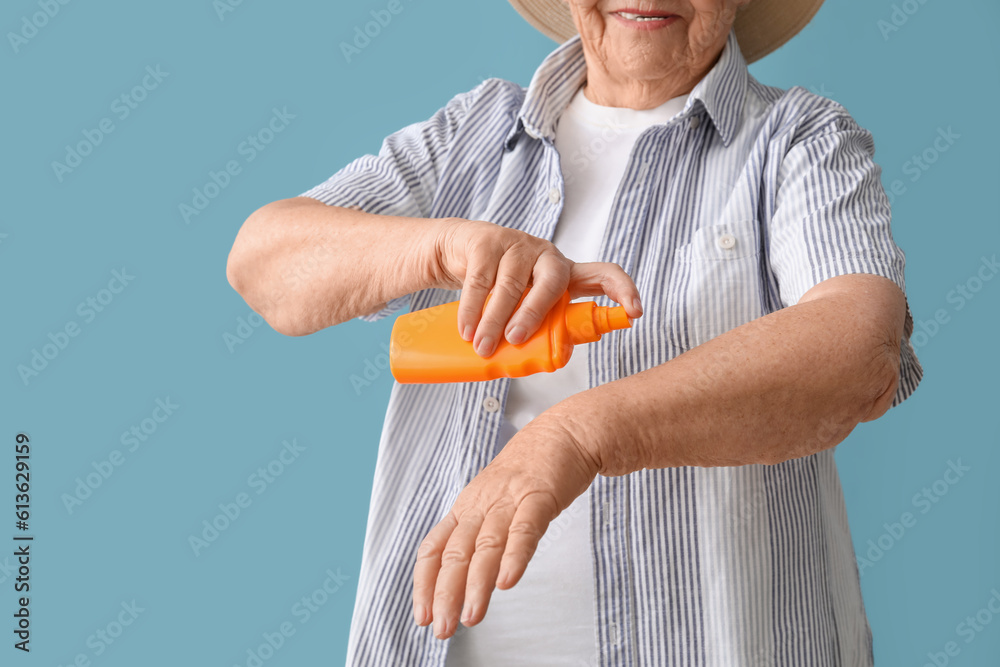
left=227, top=0, right=922, bottom=664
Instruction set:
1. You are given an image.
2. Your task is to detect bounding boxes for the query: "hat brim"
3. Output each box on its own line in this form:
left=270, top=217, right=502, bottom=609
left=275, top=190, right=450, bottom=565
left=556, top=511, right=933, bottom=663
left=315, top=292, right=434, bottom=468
left=507, top=0, right=826, bottom=64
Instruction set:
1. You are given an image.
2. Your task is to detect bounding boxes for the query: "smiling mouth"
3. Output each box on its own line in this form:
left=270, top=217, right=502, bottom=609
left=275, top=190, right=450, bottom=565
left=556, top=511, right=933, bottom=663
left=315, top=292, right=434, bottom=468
left=613, top=10, right=677, bottom=21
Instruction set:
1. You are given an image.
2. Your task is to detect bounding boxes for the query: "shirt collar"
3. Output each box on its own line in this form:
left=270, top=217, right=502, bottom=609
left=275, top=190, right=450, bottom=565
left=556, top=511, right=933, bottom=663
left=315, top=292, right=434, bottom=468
left=504, top=29, right=748, bottom=150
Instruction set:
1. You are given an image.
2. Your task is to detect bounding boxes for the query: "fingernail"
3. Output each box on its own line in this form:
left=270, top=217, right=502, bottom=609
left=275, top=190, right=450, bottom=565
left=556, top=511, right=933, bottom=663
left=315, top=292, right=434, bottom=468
left=462, top=325, right=474, bottom=342
left=414, top=604, right=428, bottom=625
left=476, top=336, right=494, bottom=357
left=506, top=325, right=526, bottom=345
left=434, top=616, right=447, bottom=639
left=461, top=603, right=474, bottom=625
left=631, top=297, right=643, bottom=315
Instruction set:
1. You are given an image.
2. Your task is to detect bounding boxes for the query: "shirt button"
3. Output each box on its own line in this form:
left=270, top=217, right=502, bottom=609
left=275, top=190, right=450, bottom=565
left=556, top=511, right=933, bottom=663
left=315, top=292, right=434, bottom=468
left=718, top=233, right=736, bottom=250
left=548, top=187, right=561, bottom=204
left=482, top=396, right=500, bottom=413
left=689, top=115, right=701, bottom=130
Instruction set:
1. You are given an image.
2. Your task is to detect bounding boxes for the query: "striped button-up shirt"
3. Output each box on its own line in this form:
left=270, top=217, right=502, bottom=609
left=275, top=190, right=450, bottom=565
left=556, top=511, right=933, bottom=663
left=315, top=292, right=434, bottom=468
left=301, top=29, right=922, bottom=667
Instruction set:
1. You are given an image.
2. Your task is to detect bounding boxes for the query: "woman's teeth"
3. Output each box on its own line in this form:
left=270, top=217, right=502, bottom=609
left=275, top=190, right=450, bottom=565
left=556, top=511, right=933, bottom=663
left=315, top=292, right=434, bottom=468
left=617, top=12, right=669, bottom=21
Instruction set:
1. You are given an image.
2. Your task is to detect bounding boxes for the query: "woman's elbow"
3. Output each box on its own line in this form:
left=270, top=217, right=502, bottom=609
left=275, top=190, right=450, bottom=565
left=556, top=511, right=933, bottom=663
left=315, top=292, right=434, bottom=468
left=226, top=245, right=247, bottom=298
left=226, top=245, right=306, bottom=337
left=857, top=339, right=902, bottom=423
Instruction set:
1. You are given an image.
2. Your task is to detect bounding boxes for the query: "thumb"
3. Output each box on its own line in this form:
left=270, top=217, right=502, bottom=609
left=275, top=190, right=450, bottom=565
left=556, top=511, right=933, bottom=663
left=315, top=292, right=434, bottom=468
left=567, top=262, right=643, bottom=319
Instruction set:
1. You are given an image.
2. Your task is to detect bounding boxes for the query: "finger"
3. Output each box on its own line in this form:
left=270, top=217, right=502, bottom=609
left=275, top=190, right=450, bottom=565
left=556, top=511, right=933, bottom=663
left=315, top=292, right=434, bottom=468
left=496, top=493, right=558, bottom=590
left=473, top=251, right=533, bottom=357
left=432, top=513, right=487, bottom=639
left=568, top=262, right=644, bottom=318
left=412, top=514, right=457, bottom=627
left=503, top=253, right=571, bottom=345
left=460, top=508, right=515, bottom=627
left=456, top=243, right=500, bottom=344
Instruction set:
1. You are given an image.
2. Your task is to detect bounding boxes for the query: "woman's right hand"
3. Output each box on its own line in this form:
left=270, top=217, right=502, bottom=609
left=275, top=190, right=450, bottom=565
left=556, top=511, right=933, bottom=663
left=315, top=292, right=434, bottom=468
left=432, top=218, right=644, bottom=358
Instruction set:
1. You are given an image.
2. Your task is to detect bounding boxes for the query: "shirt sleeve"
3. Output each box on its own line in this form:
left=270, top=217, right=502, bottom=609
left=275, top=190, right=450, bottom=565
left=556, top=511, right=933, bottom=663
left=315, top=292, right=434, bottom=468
left=297, top=83, right=483, bottom=323
left=766, top=104, right=922, bottom=407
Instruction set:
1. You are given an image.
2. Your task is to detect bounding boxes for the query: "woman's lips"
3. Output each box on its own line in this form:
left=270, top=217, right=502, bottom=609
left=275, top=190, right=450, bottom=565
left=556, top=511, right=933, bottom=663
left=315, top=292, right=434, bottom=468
left=610, top=10, right=678, bottom=30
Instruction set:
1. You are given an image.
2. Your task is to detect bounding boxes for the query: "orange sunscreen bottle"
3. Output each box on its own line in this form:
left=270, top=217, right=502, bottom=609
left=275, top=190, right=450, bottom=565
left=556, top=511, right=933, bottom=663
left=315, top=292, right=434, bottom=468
left=389, top=289, right=633, bottom=383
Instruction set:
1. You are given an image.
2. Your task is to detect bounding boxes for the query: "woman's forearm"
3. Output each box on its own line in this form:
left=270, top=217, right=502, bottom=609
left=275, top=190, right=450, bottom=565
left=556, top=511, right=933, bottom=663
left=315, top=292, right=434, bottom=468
left=546, top=273, right=907, bottom=475
left=226, top=197, right=448, bottom=336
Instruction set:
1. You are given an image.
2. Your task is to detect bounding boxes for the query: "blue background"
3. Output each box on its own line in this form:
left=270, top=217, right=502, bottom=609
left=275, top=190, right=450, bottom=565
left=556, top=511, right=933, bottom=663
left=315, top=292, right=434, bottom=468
left=3, top=0, right=998, bottom=665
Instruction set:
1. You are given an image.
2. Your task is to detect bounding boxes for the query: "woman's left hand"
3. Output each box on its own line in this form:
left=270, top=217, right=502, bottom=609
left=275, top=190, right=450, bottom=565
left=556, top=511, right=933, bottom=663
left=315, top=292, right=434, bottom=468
left=412, top=407, right=600, bottom=639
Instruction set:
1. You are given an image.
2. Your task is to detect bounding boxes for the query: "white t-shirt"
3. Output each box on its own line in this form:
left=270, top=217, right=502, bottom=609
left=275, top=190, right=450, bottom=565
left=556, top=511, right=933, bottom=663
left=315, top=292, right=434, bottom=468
left=445, top=86, right=688, bottom=666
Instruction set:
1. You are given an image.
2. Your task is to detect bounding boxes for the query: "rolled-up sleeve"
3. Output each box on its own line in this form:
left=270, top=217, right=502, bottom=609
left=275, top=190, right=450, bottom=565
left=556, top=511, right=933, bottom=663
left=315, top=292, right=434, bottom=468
left=297, top=84, right=482, bottom=322
left=766, top=107, right=922, bottom=406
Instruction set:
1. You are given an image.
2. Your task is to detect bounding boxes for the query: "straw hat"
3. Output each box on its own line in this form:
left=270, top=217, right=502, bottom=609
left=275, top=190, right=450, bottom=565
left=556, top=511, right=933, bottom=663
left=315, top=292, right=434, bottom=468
left=507, top=0, right=825, bottom=63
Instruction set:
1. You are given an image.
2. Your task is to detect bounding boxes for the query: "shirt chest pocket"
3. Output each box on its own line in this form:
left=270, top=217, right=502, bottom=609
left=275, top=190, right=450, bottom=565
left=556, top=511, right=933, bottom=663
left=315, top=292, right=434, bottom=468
left=664, top=219, right=766, bottom=350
